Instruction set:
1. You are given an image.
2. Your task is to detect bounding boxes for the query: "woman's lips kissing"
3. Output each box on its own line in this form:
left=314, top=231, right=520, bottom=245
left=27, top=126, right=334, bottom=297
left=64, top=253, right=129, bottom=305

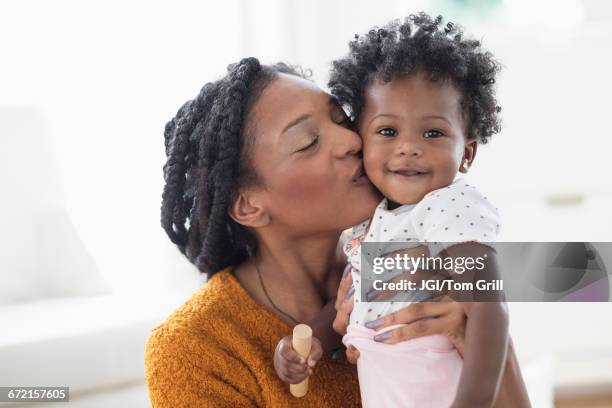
left=351, top=163, right=370, bottom=184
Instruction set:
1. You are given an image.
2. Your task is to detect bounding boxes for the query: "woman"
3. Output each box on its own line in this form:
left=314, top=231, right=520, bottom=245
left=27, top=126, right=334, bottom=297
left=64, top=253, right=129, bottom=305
left=145, top=58, right=529, bottom=407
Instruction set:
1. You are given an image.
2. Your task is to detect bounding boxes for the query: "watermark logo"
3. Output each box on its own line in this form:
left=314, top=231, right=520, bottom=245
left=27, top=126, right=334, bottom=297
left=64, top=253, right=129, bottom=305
left=360, top=242, right=611, bottom=302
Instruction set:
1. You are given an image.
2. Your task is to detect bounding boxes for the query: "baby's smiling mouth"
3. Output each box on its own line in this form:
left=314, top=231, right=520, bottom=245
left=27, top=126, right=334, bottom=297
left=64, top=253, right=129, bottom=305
left=389, top=167, right=429, bottom=177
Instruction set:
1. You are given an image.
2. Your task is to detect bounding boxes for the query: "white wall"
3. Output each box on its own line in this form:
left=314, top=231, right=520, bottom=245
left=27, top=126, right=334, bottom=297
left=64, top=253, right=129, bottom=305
left=1, top=0, right=611, bottom=393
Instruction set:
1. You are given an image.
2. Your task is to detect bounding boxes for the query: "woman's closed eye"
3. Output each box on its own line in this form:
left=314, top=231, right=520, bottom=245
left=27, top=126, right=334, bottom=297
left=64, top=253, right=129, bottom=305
left=295, top=135, right=319, bottom=153
left=423, top=129, right=445, bottom=138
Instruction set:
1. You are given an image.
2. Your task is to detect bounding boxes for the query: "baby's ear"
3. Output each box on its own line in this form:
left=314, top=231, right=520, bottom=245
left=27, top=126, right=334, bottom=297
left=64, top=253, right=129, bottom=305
left=460, top=139, right=478, bottom=173
left=228, top=190, right=270, bottom=228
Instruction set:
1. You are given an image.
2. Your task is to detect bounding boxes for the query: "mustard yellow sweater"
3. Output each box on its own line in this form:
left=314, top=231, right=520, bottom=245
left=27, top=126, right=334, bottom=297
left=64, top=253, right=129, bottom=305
left=145, top=267, right=361, bottom=407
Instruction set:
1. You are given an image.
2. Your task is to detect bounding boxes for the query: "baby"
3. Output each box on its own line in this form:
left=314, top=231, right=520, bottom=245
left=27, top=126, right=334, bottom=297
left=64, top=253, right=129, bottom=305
left=275, top=13, right=508, bottom=407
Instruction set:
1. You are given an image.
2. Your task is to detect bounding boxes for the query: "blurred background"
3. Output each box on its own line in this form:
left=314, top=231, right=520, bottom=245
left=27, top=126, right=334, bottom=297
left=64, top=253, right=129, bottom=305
left=1, top=0, right=611, bottom=406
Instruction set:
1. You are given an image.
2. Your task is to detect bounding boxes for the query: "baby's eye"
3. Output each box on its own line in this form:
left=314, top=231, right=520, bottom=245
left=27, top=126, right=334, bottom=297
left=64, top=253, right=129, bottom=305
left=378, top=127, right=398, bottom=137
left=423, top=129, right=444, bottom=138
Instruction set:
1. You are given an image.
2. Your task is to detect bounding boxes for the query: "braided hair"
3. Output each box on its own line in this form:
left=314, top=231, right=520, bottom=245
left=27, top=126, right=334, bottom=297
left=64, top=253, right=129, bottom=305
left=161, top=57, right=305, bottom=276
left=329, top=12, right=502, bottom=143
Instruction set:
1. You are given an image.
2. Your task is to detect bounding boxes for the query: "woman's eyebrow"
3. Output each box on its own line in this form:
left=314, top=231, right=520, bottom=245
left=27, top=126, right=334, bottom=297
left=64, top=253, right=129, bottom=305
left=282, top=114, right=311, bottom=135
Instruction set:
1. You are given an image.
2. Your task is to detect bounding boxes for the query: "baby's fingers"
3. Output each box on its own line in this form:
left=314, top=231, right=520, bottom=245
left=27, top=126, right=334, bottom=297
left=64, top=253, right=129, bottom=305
left=307, top=338, right=323, bottom=369
left=285, top=361, right=309, bottom=376
left=279, top=364, right=309, bottom=384
left=274, top=335, right=310, bottom=384
left=280, top=353, right=313, bottom=384
left=278, top=336, right=306, bottom=364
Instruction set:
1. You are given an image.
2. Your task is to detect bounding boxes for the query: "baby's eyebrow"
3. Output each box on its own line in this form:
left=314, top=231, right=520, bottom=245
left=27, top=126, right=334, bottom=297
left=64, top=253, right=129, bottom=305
left=367, top=113, right=400, bottom=126
left=422, top=115, right=452, bottom=125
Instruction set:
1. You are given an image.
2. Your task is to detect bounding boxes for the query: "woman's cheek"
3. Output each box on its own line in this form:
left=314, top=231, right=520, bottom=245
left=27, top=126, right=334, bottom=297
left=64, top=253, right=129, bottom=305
left=277, top=166, right=335, bottom=203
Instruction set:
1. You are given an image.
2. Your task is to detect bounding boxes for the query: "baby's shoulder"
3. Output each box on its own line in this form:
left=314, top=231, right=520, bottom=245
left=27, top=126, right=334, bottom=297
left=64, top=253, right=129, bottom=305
left=415, top=179, right=493, bottom=214
left=411, top=179, right=501, bottom=241
left=420, top=179, right=486, bottom=203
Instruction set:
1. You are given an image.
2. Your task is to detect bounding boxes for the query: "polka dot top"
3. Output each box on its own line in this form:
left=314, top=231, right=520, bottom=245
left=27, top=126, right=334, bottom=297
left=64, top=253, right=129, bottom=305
left=342, top=177, right=501, bottom=326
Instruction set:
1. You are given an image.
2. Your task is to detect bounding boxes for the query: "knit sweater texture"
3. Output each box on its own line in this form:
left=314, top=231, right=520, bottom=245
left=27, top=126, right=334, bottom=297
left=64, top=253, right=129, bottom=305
left=145, top=267, right=361, bottom=407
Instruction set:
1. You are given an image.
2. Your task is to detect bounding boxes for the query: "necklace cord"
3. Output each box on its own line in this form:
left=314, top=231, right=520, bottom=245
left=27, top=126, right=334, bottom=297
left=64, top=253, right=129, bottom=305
left=256, top=261, right=301, bottom=325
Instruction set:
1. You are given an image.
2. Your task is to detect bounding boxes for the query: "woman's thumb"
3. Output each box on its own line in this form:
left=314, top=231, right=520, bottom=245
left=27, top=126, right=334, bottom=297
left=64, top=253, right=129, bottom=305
left=346, top=344, right=360, bottom=365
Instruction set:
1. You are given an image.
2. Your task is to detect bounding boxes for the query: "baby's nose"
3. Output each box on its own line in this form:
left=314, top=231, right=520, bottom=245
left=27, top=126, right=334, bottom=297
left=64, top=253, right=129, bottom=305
left=398, top=140, right=423, bottom=157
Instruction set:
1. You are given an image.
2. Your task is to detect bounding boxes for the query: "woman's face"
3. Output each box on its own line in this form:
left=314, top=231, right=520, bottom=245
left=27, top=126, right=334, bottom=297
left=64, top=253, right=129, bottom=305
left=246, top=73, right=381, bottom=236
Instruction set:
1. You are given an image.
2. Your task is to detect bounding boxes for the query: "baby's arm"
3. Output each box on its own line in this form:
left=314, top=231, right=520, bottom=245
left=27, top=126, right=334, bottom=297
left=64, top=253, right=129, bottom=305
left=446, top=243, right=509, bottom=408
left=455, top=301, right=508, bottom=407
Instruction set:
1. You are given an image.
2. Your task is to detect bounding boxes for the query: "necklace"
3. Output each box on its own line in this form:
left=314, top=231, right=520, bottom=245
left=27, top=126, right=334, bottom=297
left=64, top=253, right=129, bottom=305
left=255, top=261, right=301, bottom=325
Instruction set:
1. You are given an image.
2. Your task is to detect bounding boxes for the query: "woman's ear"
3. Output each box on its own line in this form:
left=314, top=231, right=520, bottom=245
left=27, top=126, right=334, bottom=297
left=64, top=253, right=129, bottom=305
left=228, top=190, right=270, bottom=228
left=459, top=139, right=478, bottom=173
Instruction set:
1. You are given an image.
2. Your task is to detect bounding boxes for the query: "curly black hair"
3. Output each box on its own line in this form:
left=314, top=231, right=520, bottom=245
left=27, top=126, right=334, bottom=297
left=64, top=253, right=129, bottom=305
left=161, top=58, right=305, bottom=276
left=329, top=12, right=502, bottom=143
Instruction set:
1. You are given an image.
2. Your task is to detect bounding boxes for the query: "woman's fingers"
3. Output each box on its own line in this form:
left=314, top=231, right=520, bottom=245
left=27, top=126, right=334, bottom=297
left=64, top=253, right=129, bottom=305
left=448, top=330, right=466, bottom=358
left=372, top=316, right=446, bottom=344
left=365, top=299, right=449, bottom=330
left=333, top=291, right=354, bottom=335
left=335, top=266, right=353, bottom=311
left=345, top=345, right=360, bottom=365
left=442, top=308, right=467, bottom=357
left=333, top=270, right=355, bottom=335
left=332, top=299, right=351, bottom=335
left=369, top=302, right=467, bottom=349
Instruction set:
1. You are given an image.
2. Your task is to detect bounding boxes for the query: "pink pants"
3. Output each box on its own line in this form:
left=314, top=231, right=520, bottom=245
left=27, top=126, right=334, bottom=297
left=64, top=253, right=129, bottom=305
left=343, top=324, right=463, bottom=408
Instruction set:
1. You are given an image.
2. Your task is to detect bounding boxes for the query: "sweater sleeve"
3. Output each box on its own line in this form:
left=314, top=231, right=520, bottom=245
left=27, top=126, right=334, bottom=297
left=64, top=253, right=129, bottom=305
left=145, top=326, right=259, bottom=408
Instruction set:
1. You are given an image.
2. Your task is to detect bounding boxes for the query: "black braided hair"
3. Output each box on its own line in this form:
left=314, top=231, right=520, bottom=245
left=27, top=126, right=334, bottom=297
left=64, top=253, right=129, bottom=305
left=329, top=12, right=502, bottom=143
left=161, top=57, right=305, bottom=276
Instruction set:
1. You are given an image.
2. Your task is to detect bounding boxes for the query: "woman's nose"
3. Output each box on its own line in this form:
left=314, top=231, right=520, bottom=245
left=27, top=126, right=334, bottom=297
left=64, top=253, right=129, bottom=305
left=333, top=126, right=362, bottom=158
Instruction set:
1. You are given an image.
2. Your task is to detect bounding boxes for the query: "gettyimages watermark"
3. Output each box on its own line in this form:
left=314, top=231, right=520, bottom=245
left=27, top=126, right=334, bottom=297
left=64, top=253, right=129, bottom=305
left=359, top=242, right=612, bottom=302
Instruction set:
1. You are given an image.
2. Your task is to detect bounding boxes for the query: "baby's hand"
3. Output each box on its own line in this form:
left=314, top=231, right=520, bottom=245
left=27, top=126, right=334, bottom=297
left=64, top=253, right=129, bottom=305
left=273, top=335, right=323, bottom=384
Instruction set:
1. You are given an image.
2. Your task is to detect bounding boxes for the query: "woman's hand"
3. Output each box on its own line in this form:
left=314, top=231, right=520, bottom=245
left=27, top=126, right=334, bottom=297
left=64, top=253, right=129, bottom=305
left=273, top=335, right=323, bottom=384
left=333, top=264, right=354, bottom=335
left=333, top=264, right=361, bottom=364
left=333, top=262, right=467, bottom=361
left=364, top=297, right=467, bottom=357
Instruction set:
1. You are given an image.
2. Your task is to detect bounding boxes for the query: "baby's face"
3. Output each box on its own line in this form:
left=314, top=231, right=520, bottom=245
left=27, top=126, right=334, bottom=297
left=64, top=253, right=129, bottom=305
left=358, top=71, right=477, bottom=206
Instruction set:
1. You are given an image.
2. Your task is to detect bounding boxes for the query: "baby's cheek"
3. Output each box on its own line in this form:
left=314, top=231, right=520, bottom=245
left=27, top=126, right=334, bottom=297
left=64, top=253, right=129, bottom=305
left=362, top=143, right=386, bottom=180
left=438, top=154, right=463, bottom=180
